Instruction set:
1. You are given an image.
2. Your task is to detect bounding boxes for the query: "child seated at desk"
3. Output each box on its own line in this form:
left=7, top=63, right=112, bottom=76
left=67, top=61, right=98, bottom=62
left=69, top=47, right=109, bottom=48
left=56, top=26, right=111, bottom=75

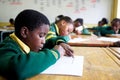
left=0, top=9, right=73, bottom=80
left=89, top=18, right=109, bottom=36
left=100, top=17, right=109, bottom=27
left=98, top=18, right=120, bottom=36
left=44, top=15, right=74, bottom=56
left=73, top=18, right=90, bottom=35
left=6, top=18, right=14, bottom=27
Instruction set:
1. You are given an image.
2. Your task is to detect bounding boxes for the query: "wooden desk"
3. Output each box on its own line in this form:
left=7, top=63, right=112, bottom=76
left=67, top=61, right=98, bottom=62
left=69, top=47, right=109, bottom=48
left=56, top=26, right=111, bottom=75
left=0, top=26, right=14, bottom=31
left=107, top=47, right=120, bottom=60
left=27, top=47, right=120, bottom=80
left=106, top=34, right=120, bottom=38
left=110, top=47, right=120, bottom=53
left=68, top=34, right=113, bottom=47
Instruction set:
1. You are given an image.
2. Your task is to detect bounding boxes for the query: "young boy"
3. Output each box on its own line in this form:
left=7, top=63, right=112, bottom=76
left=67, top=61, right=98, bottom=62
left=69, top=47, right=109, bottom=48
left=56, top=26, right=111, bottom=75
left=100, top=18, right=109, bottom=27
left=7, top=18, right=15, bottom=27
left=73, top=18, right=90, bottom=35
left=0, top=9, right=66, bottom=80
left=100, top=18, right=120, bottom=36
left=44, top=15, right=74, bottom=56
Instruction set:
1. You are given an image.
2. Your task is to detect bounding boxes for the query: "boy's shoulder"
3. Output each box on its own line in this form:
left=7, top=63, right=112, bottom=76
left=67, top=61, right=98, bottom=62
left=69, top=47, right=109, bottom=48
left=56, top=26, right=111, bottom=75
left=101, top=26, right=111, bottom=30
left=49, top=23, right=57, bottom=32
left=0, top=37, right=19, bottom=50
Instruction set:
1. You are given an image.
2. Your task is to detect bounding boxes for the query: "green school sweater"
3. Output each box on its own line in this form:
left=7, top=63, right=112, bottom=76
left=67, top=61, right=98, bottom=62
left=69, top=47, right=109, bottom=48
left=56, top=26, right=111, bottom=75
left=44, top=23, right=70, bottom=49
left=0, top=33, right=60, bottom=80
left=91, top=26, right=104, bottom=36
left=100, top=26, right=120, bottom=36
left=91, top=26, right=120, bottom=36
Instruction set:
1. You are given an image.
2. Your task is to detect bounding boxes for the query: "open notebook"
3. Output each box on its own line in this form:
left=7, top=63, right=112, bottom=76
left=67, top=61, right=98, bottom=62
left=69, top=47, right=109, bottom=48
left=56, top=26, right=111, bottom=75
left=41, top=56, right=84, bottom=76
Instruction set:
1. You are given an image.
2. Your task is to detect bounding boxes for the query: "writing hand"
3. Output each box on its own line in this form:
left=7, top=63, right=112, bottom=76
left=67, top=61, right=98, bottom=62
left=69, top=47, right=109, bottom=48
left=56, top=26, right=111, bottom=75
left=60, top=43, right=74, bottom=57
left=54, top=45, right=65, bottom=57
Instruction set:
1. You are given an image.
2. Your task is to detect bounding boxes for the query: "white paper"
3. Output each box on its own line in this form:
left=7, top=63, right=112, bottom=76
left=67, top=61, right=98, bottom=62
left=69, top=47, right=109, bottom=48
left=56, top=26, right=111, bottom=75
left=41, top=56, right=84, bottom=76
left=68, top=38, right=88, bottom=42
left=97, top=37, right=120, bottom=42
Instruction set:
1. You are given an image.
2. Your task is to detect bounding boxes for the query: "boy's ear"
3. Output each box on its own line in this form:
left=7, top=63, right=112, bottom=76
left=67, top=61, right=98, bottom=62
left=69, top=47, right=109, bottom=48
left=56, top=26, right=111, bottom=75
left=20, top=26, right=29, bottom=38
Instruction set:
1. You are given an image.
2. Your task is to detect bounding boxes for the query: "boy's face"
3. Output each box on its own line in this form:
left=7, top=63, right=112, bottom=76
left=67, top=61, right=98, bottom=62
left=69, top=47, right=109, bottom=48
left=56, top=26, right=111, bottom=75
left=111, top=21, right=120, bottom=31
left=74, top=21, right=81, bottom=27
left=21, top=24, right=49, bottom=52
left=59, top=20, right=73, bottom=36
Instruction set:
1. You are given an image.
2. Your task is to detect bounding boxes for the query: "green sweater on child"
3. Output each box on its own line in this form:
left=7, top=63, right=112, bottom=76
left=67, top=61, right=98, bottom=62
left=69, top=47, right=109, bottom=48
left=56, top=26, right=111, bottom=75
left=0, top=33, right=60, bottom=80
left=44, top=23, right=70, bottom=49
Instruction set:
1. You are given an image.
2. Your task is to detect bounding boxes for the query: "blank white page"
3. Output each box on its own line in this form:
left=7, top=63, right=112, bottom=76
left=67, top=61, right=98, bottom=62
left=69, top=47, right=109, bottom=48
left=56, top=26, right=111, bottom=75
left=41, top=56, right=84, bottom=76
left=68, top=38, right=89, bottom=42
left=97, top=37, right=120, bottom=42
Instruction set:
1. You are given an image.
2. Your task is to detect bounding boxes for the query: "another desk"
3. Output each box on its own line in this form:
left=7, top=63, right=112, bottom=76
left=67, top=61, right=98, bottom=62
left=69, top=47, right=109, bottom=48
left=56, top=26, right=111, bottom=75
left=110, top=47, right=120, bottom=53
left=106, top=34, right=120, bottom=38
left=27, top=47, right=120, bottom=80
left=68, top=34, right=114, bottom=47
left=107, top=47, right=120, bottom=60
left=0, top=27, right=14, bottom=42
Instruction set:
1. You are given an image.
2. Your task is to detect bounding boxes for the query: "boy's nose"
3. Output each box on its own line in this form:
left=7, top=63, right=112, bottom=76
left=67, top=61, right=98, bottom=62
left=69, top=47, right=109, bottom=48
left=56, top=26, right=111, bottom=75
left=41, top=37, right=45, bottom=44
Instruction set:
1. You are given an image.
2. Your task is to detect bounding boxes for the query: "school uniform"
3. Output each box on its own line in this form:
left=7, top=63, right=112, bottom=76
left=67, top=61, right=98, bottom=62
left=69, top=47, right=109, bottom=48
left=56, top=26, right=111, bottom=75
left=100, top=26, right=120, bottom=36
left=44, top=23, right=70, bottom=49
left=91, top=26, right=103, bottom=36
left=75, top=25, right=90, bottom=35
left=102, top=24, right=108, bottom=27
left=0, top=33, right=60, bottom=80
left=75, top=25, right=87, bottom=32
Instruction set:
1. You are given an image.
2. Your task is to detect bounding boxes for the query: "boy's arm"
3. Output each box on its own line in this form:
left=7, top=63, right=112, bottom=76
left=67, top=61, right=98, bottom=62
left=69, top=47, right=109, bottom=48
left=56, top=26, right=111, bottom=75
left=44, top=31, right=70, bottom=49
left=0, top=48, right=60, bottom=80
left=100, top=27, right=114, bottom=36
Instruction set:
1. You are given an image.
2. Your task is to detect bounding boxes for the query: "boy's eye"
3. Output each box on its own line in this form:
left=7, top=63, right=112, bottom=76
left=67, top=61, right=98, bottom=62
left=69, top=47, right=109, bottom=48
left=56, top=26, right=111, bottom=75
left=39, top=33, right=46, bottom=38
left=39, top=34, right=44, bottom=38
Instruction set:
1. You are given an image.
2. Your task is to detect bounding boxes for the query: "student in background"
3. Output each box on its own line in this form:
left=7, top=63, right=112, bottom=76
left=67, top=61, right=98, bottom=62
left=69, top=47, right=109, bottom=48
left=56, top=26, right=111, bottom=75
left=100, top=17, right=109, bottom=27
left=91, top=18, right=108, bottom=30
left=0, top=9, right=68, bottom=80
left=100, top=18, right=120, bottom=36
left=98, top=21, right=103, bottom=27
left=73, top=18, right=83, bottom=32
left=73, top=18, right=90, bottom=35
left=7, top=18, right=14, bottom=27
left=90, top=18, right=108, bottom=36
left=91, top=21, right=103, bottom=36
left=44, top=15, right=74, bottom=56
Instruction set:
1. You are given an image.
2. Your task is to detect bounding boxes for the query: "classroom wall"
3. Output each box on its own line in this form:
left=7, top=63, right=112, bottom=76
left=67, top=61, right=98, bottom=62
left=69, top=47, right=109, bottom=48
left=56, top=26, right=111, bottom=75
left=0, top=0, right=113, bottom=27
left=117, top=0, right=120, bottom=18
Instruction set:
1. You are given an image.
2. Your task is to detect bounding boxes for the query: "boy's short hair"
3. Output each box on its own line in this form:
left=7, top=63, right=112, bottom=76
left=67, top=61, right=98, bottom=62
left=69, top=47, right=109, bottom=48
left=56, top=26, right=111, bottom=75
left=101, top=18, right=108, bottom=24
left=55, top=15, right=64, bottom=23
left=74, top=18, right=83, bottom=25
left=14, top=9, right=50, bottom=38
left=111, top=18, right=120, bottom=23
left=111, top=18, right=120, bottom=25
left=55, top=16, right=73, bottom=24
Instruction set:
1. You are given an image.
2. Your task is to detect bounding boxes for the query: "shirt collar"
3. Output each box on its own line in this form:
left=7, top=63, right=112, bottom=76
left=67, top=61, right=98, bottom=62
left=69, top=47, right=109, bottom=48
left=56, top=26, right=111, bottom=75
left=55, top=24, right=60, bottom=35
left=10, top=33, right=30, bottom=54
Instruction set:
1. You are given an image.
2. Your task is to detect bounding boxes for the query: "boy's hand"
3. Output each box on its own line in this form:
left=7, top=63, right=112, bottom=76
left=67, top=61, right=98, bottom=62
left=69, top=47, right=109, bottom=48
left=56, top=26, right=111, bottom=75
left=60, top=43, right=74, bottom=57
left=54, top=45, right=65, bottom=57
left=113, top=41, right=120, bottom=47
